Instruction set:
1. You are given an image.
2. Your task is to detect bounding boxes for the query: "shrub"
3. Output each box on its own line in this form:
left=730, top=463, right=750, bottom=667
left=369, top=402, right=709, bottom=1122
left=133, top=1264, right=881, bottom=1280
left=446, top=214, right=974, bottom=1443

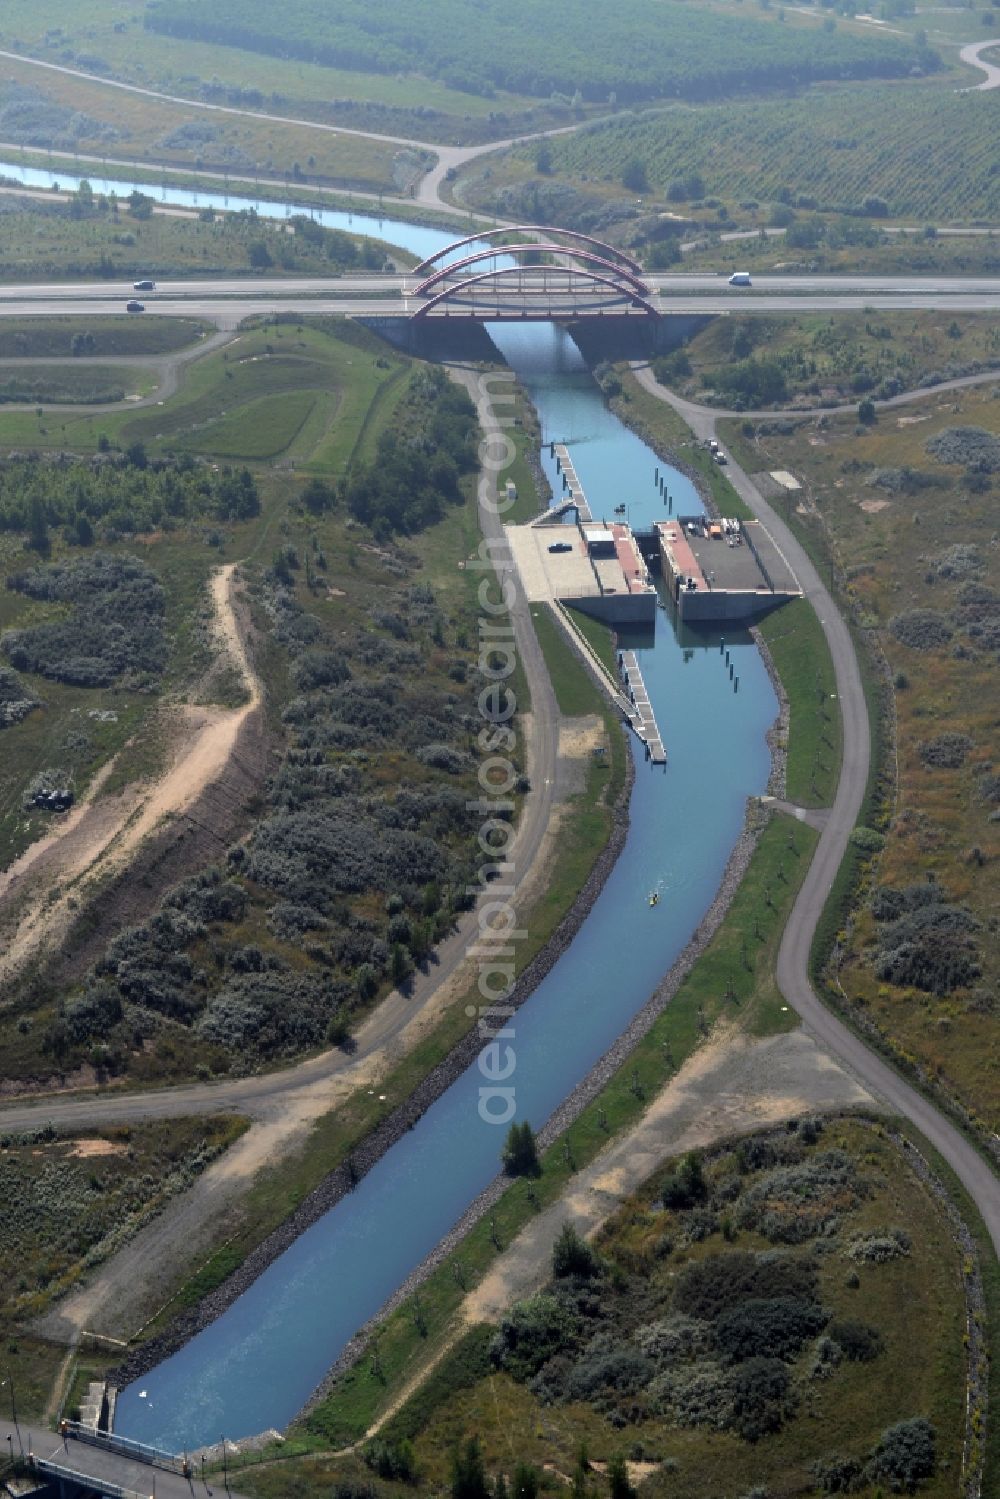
left=0, top=664, right=39, bottom=728
left=673, top=1251, right=818, bottom=1319
left=867, top=1417, right=935, bottom=1491
left=934, top=543, right=983, bottom=579
left=827, top=1318, right=884, bottom=1362
left=875, top=894, right=980, bottom=994
left=847, top=1228, right=911, bottom=1264
left=888, top=609, right=952, bottom=651
left=364, top=1438, right=416, bottom=1483
left=3, top=553, right=166, bottom=687
left=926, top=425, right=1000, bottom=471
left=552, top=1222, right=601, bottom=1279
left=917, top=732, right=972, bottom=769
left=490, top=1294, right=581, bottom=1380
left=566, top=1341, right=655, bottom=1399
left=634, top=1313, right=715, bottom=1363
left=661, top=1151, right=708, bottom=1209
left=714, top=1296, right=827, bottom=1364
left=652, top=1360, right=734, bottom=1429
left=735, top=1152, right=862, bottom=1243
left=728, top=1357, right=797, bottom=1441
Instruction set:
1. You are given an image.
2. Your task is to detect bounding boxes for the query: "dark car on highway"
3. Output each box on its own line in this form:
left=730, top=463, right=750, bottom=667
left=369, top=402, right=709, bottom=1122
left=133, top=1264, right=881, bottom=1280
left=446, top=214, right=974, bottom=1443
left=126, top=300, right=145, bottom=312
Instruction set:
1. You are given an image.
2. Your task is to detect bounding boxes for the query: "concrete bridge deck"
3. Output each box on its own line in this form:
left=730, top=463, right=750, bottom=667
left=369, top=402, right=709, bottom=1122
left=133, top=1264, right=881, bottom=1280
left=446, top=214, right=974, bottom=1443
left=1, top=1419, right=249, bottom=1499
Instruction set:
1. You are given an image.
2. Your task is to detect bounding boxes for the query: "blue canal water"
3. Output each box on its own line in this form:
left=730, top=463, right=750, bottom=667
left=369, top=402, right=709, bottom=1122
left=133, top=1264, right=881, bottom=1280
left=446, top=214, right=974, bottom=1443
left=0, top=161, right=498, bottom=267
left=98, top=211, right=778, bottom=1452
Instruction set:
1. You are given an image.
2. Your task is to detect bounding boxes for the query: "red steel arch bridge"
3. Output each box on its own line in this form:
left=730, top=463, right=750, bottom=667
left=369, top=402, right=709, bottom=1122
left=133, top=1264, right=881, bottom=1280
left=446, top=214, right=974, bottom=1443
left=405, top=227, right=658, bottom=321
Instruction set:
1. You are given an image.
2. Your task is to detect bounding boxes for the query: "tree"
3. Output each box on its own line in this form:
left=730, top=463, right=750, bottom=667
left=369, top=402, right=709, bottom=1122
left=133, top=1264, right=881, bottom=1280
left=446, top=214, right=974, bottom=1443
left=858, top=398, right=877, bottom=425
left=621, top=158, right=649, bottom=194
left=511, top=1464, right=538, bottom=1499
left=302, top=478, right=336, bottom=515
left=28, top=494, right=50, bottom=556
left=248, top=240, right=273, bottom=269
left=127, top=189, right=154, bottom=220
left=662, top=1150, right=708, bottom=1209
left=552, top=1221, right=600, bottom=1279
left=75, top=514, right=95, bottom=547
left=502, top=1120, right=540, bottom=1177
left=606, top=1456, right=636, bottom=1499
left=535, top=141, right=553, bottom=175
left=451, top=1437, right=489, bottom=1499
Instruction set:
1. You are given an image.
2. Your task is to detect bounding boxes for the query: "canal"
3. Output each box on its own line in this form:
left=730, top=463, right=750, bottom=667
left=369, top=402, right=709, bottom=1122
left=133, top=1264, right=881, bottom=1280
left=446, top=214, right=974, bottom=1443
left=26, top=187, right=779, bottom=1451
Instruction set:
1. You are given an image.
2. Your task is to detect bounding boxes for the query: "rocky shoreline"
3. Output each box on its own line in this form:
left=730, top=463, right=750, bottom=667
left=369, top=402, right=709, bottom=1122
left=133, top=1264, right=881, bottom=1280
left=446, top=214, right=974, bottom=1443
left=109, top=725, right=636, bottom=1396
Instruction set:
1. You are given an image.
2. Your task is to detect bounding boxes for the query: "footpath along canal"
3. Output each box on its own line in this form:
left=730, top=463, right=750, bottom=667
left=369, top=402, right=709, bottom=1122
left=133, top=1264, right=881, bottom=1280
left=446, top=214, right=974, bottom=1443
left=104, top=207, right=779, bottom=1452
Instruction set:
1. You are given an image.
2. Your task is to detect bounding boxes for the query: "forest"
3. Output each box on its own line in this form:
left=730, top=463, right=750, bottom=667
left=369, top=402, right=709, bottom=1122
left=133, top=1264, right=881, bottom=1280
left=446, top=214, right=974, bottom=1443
left=143, top=0, right=930, bottom=104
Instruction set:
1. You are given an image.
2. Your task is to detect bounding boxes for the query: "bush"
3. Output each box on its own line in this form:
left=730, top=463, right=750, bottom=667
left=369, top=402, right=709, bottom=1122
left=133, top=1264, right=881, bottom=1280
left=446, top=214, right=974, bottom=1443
left=714, top=1296, right=827, bottom=1364
left=827, top=1318, right=883, bottom=1362
left=875, top=892, right=980, bottom=994
left=566, top=1341, right=655, bottom=1399
left=867, top=1417, right=935, bottom=1492
left=888, top=609, right=952, bottom=651
left=917, top=732, right=972, bottom=769
left=0, top=664, right=39, bottom=728
left=728, top=1357, right=797, bottom=1441
left=661, top=1151, right=708, bottom=1209
left=926, top=425, right=1000, bottom=472
left=552, top=1222, right=601, bottom=1279
left=490, top=1294, right=581, bottom=1380
left=847, top=1228, right=911, bottom=1264
left=735, top=1153, right=863, bottom=1243
left=3, top=553, right=166, bottom=687
left=673, top=1251, right=818, bottom=1319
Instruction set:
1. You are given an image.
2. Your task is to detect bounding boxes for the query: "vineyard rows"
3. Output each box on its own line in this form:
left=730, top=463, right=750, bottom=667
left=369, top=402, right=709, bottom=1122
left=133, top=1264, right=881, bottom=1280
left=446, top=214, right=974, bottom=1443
left=533, top=87, right=1000, bottom=221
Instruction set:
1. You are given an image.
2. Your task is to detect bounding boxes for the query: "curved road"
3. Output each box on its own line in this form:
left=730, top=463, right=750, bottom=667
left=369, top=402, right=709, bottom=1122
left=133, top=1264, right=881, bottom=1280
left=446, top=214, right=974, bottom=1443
left=960, top=37, right=1000, bottom=90
left=0, top=48, right=595, bottom=213
left=631, top=361, right=1000, bottom=1257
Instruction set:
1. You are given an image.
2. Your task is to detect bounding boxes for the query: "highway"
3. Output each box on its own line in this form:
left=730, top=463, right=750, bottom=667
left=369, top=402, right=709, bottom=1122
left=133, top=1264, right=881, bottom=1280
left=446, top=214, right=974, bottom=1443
left=8, top=271, right=1000, bottom=301
left=4, top=271, right=1000, bottom=327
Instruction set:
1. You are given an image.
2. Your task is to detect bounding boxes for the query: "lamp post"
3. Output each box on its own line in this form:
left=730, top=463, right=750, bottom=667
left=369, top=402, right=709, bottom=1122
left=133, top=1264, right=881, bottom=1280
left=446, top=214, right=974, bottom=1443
left=1, top=1375, right=22, bottom=1457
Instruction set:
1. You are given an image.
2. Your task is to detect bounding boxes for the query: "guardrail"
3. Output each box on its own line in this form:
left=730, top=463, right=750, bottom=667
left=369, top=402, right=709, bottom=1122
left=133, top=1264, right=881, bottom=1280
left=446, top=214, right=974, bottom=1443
left=61, top=1421, right=189, bottom=1476
left=33, top=1454, right=152, bottom=1499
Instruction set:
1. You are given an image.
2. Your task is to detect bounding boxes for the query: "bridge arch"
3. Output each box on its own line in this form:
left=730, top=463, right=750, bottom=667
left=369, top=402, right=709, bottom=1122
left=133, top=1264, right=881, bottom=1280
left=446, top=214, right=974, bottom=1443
left=412, top=225, right=644, bottom=277
left=414, top=245, right=649, bottom=298
left=411, top=264, right=659, bottom=320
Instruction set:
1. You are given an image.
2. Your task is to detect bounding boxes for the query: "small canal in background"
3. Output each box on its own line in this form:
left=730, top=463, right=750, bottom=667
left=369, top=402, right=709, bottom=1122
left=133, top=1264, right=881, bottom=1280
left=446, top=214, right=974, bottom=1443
left=34, top=193, right=780, bottom=1451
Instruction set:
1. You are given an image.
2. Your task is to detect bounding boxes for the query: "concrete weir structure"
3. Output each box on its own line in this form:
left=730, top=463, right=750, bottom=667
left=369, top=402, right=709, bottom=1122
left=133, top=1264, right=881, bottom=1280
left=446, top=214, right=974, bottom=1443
left=657, top=515, right=801, bottom=622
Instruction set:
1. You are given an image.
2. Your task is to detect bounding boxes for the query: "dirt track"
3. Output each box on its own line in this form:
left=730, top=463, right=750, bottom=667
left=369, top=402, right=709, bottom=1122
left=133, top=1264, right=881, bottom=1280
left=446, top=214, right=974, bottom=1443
left=0, top=563, right=259, bottom=995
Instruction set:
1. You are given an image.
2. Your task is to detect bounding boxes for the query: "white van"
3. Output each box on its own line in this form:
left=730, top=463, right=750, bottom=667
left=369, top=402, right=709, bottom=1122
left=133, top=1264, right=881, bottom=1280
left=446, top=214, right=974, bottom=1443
left=728, top=271, right=752, bottom=287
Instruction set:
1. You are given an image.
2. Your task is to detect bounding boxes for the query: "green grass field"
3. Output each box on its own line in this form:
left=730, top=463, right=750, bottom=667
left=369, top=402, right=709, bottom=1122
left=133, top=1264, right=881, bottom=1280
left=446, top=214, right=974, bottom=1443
left=0, top=361, right=155, bottom=403
left=0, top=315, right=209, bottom=357
left=0, top=320, right=404, bottom=469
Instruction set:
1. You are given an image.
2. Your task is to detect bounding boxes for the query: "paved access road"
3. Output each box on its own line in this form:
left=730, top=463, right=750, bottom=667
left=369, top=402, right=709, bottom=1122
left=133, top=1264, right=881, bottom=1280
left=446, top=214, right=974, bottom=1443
left=960, top=37, right=1000, bottom=89
left=632, top=362, right=1000, bottom=1259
